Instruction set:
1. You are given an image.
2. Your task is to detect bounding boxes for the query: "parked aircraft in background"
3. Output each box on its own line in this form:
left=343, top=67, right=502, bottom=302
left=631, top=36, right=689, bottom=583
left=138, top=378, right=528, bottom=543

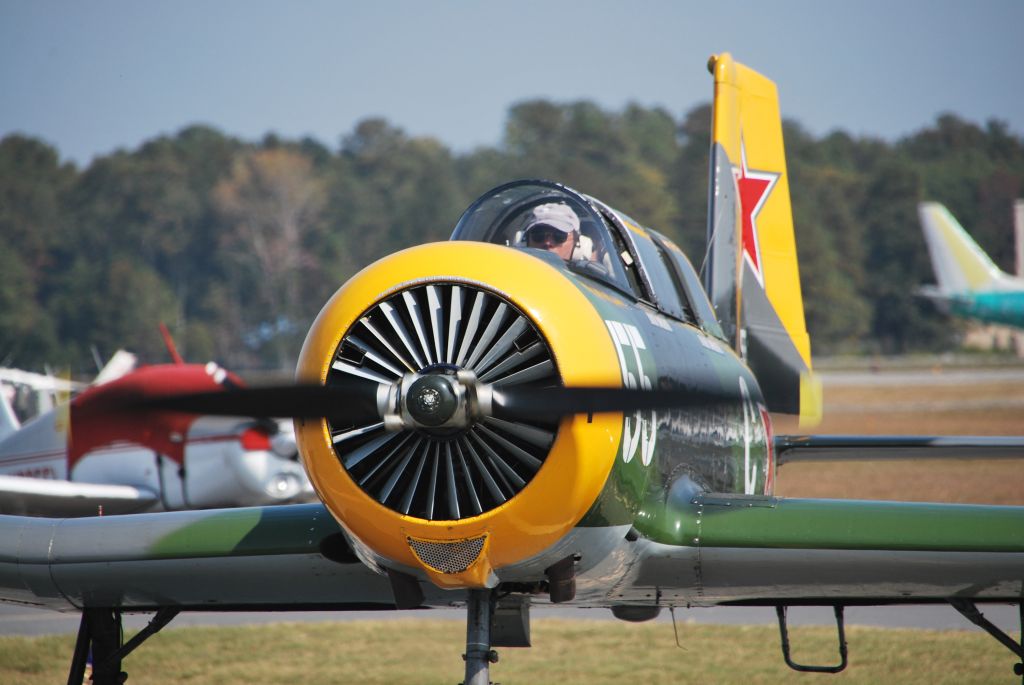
left=0, top=366, right=83, bottom=425
left=2, top=54, right=1024, bottom=685
left=0, top=354, right=312, bottom=517
left=918, top=201, right=1024, bottom=328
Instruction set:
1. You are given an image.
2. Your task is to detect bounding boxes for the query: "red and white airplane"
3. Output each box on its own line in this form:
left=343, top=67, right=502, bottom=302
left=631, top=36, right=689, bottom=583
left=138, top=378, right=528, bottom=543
left=0, top=349, right=312, bottom=516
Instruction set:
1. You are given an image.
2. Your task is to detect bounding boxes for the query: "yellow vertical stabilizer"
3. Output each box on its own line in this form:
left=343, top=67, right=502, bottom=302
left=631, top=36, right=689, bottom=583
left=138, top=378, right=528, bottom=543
left=705, top=53, right=817, bottom=421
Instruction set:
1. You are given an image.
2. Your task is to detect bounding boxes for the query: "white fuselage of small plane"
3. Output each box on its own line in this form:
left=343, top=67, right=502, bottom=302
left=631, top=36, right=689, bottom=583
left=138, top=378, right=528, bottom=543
left=0, top=400, right=312, bottom=516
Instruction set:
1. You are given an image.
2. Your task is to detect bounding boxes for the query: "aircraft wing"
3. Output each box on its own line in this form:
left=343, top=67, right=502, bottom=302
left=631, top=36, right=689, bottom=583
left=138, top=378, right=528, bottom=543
left=0, top=502, right=453, bottom=612
left=620, top=492, right=1024, bottom=606
left=0, top=474, right=158, bottom=517
left=3, top=499, right=1023, bottom=613
left=775, top=435, right=1024, bottom=465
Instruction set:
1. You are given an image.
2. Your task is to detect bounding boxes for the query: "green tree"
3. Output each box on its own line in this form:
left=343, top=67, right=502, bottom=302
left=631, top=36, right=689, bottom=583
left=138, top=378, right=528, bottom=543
left=501, top=101, right=678, bottom=232
left=858, top=161, right=955, bottom=351
left=57, top=127, right=242, bottom=367
left=213, top=147, right=327, bottom=369
left=328, top=118, right=467, bottom=268
left=669, top=103, right=712, bottom=258
left=905, top=115, right=1024, bottom=273
left=0, top=236, right=57, bottom=366
left=0, top=136, right=74, bottom=366
left=4, top=104, right=1022, bottom=371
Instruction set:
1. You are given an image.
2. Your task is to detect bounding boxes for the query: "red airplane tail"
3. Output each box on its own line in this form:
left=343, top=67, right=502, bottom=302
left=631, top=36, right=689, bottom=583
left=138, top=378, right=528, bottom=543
left=159, top=323, right=185, bottom=365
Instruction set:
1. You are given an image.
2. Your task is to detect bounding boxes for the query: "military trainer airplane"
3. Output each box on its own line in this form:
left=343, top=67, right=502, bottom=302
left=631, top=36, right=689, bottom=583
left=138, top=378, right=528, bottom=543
left=0, top=335, right=311, bottom=516
left=2, top=53, right=1024, bottom=685
left=919, top=201, right=1024, bottom=329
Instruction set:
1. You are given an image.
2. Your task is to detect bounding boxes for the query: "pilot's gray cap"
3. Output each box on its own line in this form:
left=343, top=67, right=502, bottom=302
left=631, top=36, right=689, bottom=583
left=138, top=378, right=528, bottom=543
left=524, top=203, right=580, bottom=235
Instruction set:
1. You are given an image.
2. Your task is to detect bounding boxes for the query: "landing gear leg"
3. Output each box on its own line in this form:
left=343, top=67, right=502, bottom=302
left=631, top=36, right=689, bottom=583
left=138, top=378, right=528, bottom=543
left=463, top=589, right=498, bottom=685
left=949, top=599, right=1024, bottom=682
left=66, top=607, right=179, bottom=685
left=67, top=608, right=125, bottom=685
left=67, top=612, right=93, bottom=685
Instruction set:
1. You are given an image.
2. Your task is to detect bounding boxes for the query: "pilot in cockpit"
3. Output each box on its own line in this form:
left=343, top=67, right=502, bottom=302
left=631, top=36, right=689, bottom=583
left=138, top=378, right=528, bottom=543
left=522, top=202, right=593, bottom=262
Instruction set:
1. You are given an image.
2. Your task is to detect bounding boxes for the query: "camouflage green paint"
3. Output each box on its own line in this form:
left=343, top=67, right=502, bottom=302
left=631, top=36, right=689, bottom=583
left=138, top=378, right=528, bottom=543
left=641, top=493, right=1024, bottom=553
left=561, top=272, right=771, bottom=531
left=149, top=503, right=341, bottom=559
left=568, top=280, right=652, bottom=526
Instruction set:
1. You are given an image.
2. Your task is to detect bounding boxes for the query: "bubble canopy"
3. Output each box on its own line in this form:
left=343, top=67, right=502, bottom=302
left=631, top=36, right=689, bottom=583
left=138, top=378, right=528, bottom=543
left=450, top=180, right=635, bottom=294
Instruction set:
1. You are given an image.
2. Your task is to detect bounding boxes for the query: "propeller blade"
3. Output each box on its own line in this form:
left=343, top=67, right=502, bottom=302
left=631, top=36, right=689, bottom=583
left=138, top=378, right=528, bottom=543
left=491, top=384, right=741, bottom=422
left=128, top=376, right=741, bottom=429
left=137, top=379, right=381, bottom=423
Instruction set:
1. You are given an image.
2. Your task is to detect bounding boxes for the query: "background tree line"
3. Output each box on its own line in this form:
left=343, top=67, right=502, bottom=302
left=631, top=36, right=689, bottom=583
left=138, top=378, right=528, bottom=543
left=2, top=102, right=1023, bottom=375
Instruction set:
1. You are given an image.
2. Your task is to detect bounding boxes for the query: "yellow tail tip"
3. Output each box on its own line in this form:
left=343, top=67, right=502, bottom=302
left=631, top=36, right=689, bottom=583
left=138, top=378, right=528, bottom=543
left=799, top=372, right=823, bottom=429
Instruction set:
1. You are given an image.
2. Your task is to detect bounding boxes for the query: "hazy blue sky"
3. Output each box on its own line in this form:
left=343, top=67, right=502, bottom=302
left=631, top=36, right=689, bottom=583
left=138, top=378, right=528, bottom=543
left=2, top=1, right=1022, bottom=166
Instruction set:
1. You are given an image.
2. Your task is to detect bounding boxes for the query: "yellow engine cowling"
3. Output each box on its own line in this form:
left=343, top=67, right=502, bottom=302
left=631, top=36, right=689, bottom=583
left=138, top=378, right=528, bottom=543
left=295, top=242, right=623, bottom=588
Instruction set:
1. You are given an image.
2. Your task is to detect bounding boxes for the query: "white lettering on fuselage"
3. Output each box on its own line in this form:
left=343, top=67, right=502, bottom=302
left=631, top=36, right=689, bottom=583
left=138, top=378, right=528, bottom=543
left=739, top=376, right=758, bottom=495
left=605, top=320, right=656, bottom=466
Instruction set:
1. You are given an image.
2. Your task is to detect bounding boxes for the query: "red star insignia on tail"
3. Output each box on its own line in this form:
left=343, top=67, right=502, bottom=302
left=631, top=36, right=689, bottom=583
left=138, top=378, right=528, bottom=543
left=733, top=138, right=779, bottom=286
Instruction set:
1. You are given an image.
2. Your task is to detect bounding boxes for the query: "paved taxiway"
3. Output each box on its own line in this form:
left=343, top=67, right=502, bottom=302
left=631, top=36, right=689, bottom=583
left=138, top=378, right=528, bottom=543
left=819, top=367, right=1024, bottom=387
left=1, top=602, right=1019, bottom=637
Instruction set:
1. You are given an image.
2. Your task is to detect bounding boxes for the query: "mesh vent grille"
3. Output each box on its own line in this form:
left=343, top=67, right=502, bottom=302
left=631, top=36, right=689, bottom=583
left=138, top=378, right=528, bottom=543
left=407, top=535, right=486, bottom=574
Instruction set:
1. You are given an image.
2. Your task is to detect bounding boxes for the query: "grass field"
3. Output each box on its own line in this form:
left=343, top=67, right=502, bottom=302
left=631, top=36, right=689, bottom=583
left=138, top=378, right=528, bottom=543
left=3, top=366, right=1023, bottom=683
left=0, top=619, right=1016, bottom=684
left=774, top=370, right=1024, bottom=504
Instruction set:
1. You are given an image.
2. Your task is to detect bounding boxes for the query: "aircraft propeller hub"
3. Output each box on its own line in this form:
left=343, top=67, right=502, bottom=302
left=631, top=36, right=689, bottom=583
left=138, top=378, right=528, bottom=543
left=382, top=370, right=494, bottom=433
left=406, top=374, right=459, bottom=427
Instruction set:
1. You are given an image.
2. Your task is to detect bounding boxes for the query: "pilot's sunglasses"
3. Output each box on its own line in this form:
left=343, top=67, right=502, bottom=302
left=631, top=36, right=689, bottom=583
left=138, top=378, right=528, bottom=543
left=526, top=225, right=569, bottom=245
